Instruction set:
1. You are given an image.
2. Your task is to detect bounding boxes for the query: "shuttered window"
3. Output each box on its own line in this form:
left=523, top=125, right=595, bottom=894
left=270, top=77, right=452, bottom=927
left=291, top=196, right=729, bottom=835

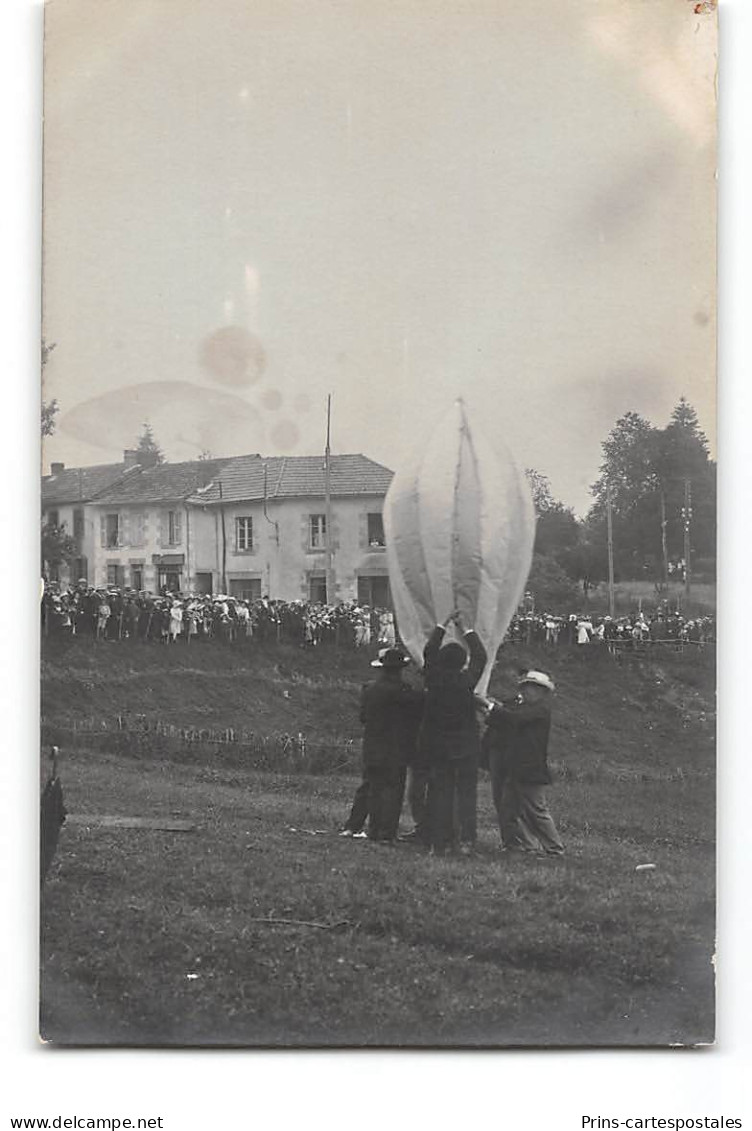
left=309, top=514, right=326, bottom=549
left=235, top=516, right=253, bottom=551
left=167, top=510, right=182, bottom=546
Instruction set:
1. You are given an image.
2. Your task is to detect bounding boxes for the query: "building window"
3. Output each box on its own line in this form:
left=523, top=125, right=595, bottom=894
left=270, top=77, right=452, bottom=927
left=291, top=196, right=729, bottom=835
left=229, top=577, right=261, bottom=602
left=309, top=514, right=327, bottom=549
left=357, top=575, right=391, bottom=608
left=73, top=508, right=84, bottom=541
left=167, top=511, right=182, bottom=546
left=158, top=569, right=181, bottom=594
left=131, top=565, right=144, bottom=591
left=105, top=513, right=120, bottom=548
left=367, top=513, right=385, bottom=547
left=131, top=511, right=146, bottom=547
left=47, top=510, right=60, bottom=529
left=235, top=516, right=254, bottom=552
left=308, top=573, right=328, bottom=604
left=107, top=563, right=124, bottom=588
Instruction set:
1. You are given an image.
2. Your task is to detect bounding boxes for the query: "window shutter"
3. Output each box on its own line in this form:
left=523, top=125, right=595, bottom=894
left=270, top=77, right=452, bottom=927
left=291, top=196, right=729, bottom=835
left=157, top=511, right=165, bottom=548
left=358, top=512, right=367, bottom=550
left=174, top=510, right=183, bottom=545
left=99, top=514, right=106, bottom=549
left=120, top=511, right=129, bottom=548
left=249, top=516, right=254, bottom=551
left=301, top=514, right=310, bottom=552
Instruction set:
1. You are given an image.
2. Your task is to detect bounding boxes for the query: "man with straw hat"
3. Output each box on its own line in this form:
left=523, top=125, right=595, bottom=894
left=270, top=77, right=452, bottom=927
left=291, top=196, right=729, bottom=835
left=483, top=669, right=564, bottom=856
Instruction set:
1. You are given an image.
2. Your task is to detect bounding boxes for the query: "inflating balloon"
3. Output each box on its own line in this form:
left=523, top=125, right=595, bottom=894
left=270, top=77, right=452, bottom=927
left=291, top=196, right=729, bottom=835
left=383, top=399, right=536, bottom=695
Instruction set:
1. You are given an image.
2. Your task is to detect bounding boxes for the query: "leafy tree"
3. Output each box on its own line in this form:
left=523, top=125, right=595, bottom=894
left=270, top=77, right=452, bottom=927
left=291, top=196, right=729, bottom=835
left=584, top=400, right=715, bottom=580
left=135, top=422, right=165, bottom=469
left=41, top=399, right=59, bottom=438
left=41, top=340, right=58, bottom=437
left=525, top=467, right=583, bottom=580
left=525, top=468, right=556, bottom=514
left=41, top=519, right=76, bottom=577
left=590, top=411, right=655, bottom=516
left=526, top=553, right=580, bottom=610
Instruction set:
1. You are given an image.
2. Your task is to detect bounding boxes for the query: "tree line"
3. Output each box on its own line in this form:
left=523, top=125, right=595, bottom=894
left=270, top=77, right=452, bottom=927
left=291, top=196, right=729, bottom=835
left=526, top=398, right=715, bottom=607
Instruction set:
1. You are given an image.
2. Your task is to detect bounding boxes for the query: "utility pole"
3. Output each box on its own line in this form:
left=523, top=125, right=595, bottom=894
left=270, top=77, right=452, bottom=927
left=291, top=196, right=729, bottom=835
left=324, top=394, right=334, bottom=604
left=218, top=480, right=227, bottom=595
left=682, top=477, right=692, bottom=606
left=606, top=482, right=615, bottom=618
left=659, top=488, right=669, bottom=591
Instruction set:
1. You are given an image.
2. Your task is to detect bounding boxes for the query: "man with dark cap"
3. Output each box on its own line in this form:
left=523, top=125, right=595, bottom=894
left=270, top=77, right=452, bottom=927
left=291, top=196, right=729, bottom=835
left=483, top=669, right=564, bottom=855
left=420, top=610, right=487, bottom=855
left=340, top=647, right=424, bottom=843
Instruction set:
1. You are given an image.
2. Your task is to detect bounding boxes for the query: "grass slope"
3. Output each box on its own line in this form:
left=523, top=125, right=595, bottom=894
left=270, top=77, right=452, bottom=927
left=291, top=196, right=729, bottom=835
left=40, top=638, right=715, bottom=1047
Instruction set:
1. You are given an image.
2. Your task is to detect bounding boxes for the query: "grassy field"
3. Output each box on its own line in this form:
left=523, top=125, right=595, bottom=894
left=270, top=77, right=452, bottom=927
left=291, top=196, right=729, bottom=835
left=40, top=636, right=716, bottom=1047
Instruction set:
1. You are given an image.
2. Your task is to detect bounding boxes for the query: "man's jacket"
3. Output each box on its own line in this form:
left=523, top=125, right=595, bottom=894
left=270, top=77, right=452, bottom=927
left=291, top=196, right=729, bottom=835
left=485, top=699, right=552, bottom=784
left=420, top=626, right=487, bottom=764
left=360, top=674, right=424, bottom=767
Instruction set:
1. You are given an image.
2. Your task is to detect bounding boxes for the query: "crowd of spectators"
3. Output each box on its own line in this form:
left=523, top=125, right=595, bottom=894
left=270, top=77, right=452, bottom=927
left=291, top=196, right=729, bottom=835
left=41, top=581, right=397, bottom=649
left=41, top=580, right=715, bottom=653
left=506, top=611, right=715, bottom=649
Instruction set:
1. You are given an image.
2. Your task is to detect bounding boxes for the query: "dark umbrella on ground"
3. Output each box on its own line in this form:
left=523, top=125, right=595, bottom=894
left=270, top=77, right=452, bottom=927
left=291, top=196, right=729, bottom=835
left=41, top=745, right=66, bottom=883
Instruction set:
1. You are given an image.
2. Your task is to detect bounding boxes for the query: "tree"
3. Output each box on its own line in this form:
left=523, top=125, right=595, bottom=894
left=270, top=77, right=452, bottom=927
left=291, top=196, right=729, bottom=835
left=41, top=519, right=76, bottom=578
left=590, top=411, right=656, bottom=515
left=135, top=422, right=165, bottom=469
left=41, top=399, right=59, bottom=438
left=525, top=468, right=556, bottom=515
left=526, top=553, right=580, bottom=610
left=585, top=400, right=715, bottom=581
left=41, top=339, right=58, bottom=437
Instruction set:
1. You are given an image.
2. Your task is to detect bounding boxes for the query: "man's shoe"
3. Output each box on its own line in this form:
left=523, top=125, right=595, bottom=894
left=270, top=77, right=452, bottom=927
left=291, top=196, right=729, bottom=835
left=352, top=830, right=368, bottom=839
left=338, top=829, right=354, bottom=837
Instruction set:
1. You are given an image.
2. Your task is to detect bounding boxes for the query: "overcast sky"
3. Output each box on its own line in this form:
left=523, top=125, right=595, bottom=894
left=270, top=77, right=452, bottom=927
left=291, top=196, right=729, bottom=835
left=42, top=0, right=716, bottom=515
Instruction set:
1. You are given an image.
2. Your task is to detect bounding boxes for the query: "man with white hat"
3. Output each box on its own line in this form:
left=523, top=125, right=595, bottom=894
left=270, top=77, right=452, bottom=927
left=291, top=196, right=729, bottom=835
left=483, top=669, right=564, bottom=856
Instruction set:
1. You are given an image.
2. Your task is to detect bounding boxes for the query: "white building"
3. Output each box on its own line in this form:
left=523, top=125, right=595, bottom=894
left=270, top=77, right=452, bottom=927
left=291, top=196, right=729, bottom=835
left=86, top=452, right=394, bottom=603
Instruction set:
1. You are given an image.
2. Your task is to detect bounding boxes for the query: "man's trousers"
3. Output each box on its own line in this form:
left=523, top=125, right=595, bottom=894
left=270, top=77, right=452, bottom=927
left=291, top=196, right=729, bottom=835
left=427, top=758, right=477, bottom=852
left=494, top=772, right=564, bottom=855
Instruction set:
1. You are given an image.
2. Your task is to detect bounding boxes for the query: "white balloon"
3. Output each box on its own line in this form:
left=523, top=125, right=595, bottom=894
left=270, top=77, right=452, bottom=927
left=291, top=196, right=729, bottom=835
left=384, top=399, right=536, bottom=695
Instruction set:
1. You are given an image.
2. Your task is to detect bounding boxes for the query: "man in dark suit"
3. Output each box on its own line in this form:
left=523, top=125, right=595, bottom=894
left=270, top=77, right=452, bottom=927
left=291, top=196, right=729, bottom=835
left=420, top=610, right=487, bottom=855
left=341, top=648, right=424, bottom=843
left=483, top=669, right=564, bottom=855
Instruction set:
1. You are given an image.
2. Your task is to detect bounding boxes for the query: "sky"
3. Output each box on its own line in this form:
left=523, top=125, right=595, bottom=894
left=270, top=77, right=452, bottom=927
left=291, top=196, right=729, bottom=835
left=42, top=0, right=717, bottom=515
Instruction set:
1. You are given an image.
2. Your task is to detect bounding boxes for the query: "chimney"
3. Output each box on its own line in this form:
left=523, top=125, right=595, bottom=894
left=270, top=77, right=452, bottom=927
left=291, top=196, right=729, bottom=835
left=123, top=449, right=140, bottom=469
left=50, top=462, right=64, bottom=475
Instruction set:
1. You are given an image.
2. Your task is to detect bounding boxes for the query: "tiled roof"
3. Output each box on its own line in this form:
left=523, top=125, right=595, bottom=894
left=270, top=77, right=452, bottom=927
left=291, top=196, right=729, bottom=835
left=92, top=459, right=231, bottom=505
left=41, top=462, right=135, bottom=505
left=189, top=454, right=393, bottom=505
left=50, top=453, right=393, bottom=508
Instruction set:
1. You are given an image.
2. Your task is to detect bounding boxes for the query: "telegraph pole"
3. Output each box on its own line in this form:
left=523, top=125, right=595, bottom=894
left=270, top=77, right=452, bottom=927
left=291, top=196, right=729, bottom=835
left=659, top=488, right=669, bottom=591
left=606, top=482, right=615, bottom=618
left=682, top=477, right=692, bottom=606
left=324, top=395, right=334, bottom=604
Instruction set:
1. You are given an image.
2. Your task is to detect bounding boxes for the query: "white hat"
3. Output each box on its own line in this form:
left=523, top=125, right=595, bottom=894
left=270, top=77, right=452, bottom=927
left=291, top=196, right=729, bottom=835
left=518, top=670, right=556, bottom=692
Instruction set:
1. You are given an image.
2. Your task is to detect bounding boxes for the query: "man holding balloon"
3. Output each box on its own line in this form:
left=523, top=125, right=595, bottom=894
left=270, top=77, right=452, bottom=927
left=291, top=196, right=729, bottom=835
left=420, top=609, right=487, bottom=856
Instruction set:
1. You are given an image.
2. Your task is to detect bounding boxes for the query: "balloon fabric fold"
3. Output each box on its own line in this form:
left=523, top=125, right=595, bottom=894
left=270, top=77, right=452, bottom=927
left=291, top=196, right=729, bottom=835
left=383, top=399, right=536, bottom=696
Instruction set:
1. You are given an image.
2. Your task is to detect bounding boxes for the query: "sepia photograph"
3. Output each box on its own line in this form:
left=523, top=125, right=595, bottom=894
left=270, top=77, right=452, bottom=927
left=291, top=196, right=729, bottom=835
left=40, top=0, right=717, bottom=1047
